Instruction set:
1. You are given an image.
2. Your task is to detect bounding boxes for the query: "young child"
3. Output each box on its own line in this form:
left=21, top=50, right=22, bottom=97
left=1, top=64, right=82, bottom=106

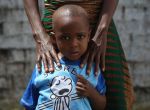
left=20, top=5, right=106, bottom=110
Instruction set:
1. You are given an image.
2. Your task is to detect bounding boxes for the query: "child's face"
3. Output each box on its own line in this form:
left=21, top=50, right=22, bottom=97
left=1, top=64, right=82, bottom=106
left=53, top=16, right=90, bottom=61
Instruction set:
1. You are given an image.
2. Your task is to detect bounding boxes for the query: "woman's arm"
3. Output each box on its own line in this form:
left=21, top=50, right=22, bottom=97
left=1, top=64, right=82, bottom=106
left=80, top=0, right=119, bottom=75
left=23, top=0, right=46, bottom=42
left=23, top=0, right=60, bottom=72
left=97, top=0, right=119, bottom=30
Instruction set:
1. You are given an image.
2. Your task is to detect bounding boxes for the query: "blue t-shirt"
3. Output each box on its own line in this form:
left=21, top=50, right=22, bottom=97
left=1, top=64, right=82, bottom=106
left=20, top=57, right=106, bottom=110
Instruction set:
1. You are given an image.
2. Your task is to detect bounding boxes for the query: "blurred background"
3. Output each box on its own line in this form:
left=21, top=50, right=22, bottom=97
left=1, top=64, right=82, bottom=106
left=0, top=0, right=150, bottom=110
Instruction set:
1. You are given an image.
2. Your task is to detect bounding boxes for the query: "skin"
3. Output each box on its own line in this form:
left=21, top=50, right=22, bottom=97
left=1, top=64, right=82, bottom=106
left=85, top=0, right=119, bottom=75
left=23, top=0, right=119, bottom=74
left=76, top=75, right=106, bottom=110
left=52, top=10, right=106, bottom=110
left=53, top=16, right=90, bottom=61
left=23, top=0, right=61, bottom=73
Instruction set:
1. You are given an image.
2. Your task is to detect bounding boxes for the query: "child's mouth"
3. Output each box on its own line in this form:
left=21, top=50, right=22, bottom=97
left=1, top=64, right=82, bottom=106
left=70, top=51, right=80, bottom=56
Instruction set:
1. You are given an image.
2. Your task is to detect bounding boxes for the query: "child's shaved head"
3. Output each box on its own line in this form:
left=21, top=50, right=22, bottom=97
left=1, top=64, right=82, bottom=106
left=52, top=5, right=89, bottom=30
left=51, top=5, right=91, bottom=61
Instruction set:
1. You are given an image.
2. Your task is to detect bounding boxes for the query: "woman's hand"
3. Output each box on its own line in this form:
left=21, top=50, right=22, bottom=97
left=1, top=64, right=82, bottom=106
left=80, top=0, right=119, bottom=76
left=80, top=24, right=108, bottom=76
left=23, top=0, right=61, bottom=73
left=35, top=32, right=61, bottom=73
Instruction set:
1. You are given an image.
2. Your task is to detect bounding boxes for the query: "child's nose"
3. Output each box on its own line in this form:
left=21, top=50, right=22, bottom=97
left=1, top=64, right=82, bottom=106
left=71, top=38, right=79, bottom=47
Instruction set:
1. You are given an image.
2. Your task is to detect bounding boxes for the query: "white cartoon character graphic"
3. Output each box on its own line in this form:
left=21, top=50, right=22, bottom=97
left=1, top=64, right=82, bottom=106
left=38, top=76, right=80, bottom=110
left=51, top=76, right=72, bottom=110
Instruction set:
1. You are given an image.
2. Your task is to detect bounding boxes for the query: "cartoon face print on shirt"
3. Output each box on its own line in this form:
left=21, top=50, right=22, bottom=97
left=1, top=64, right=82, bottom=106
left=50, top=76, right=72, bottom=98
left=50, top=76, right=72, bottom=110
left=38, top=75, right=80, bottom=110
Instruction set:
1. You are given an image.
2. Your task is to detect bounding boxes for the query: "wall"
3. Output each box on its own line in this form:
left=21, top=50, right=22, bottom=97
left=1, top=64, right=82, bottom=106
left=114, top=1, right=150, bottom=109
left=0, top=0, right=35, bottom=109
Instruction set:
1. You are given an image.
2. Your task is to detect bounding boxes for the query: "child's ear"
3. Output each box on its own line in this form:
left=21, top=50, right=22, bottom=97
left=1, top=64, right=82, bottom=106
left=50, top=32, right=56, bottom=44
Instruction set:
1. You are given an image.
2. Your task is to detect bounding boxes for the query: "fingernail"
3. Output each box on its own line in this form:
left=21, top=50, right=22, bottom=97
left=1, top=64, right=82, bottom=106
left=57, top=63, right=61, bottom=66
left=49, top=68, right=53, bottom=71
left=45, top=70, right=49, bottom=73
left=102, top=68, right=105, bottom=72
left=95, top=72, right=98, bottom=76
left=80, top=64, right=83, bottom=68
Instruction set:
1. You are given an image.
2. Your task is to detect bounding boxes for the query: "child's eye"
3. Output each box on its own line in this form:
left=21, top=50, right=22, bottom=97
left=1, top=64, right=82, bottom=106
left=77, top=34, right=85, bottom=40
left=62, top=35, right=71, bottom=40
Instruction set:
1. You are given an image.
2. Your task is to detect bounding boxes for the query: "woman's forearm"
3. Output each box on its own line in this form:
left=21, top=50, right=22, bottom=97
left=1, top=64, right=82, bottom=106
left=23, top=0, right=46, bottom=42
left=92, top=0, right=119, bottom=41
left=99, top=0, right=119, bottom=27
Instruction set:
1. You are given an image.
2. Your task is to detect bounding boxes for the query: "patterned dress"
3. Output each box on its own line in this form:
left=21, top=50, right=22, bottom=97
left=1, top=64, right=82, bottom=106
left=42, top=0, right=134, bottom=110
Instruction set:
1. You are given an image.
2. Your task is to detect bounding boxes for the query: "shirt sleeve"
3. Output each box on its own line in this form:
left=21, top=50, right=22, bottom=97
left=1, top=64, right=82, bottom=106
left=95, top=72, right=106, bottom=96
left=20, top=67, right=39, bottom=110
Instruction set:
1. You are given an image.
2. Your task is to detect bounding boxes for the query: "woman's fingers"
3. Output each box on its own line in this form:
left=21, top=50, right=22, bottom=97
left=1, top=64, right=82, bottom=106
left=34, top=31, right=60, bottom=73
left=93, top=28, right=107, bottom=73
left=80, top=49, right=89, bottom=68
left=86, top=41, right=98, bottom=75
left=92, top=26, right=103, bottom=46
left=36, top=43, right=42, bottom=72
left=94, top=50, right=101, bottom=76
left=101, top=52, right=106, bottom=72
left=40, top=41, right=61, bottom=73
left=36, top=54, right=42, bottom=72
left=50, top=46, right=61, bottom=67
left=44, top=41, right=61, bottom=72
left=45, top=51, right=54, bottom=72
left=86, top=50, right=96, bottom=75
left=101, top=37, right=107, bottom=72
left=42, top=53, right=49, bottom=73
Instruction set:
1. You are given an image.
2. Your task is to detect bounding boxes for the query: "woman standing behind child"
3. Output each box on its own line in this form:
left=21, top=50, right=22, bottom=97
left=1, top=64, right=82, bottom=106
left=23, top=0, right=135, bottom=110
